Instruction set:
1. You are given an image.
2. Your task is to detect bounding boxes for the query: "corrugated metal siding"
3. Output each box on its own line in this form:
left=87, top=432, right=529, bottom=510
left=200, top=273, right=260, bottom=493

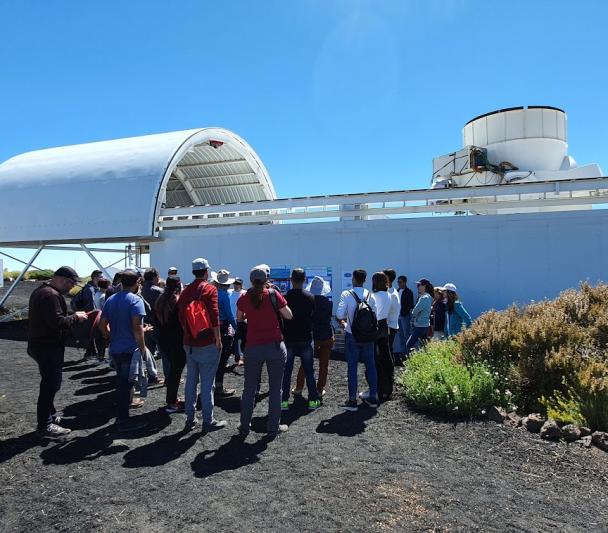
left=165, top=143, right=269, bottom=207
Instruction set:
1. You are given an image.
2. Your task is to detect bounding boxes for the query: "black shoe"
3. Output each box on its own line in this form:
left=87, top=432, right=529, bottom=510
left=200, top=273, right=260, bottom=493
left=237, top=424, right=250, bottom=437
left=363, top=396, right=379, bottom=408
left=215, top=388, right=236, bottom=398
left=340, top=399, right=358, bottom=412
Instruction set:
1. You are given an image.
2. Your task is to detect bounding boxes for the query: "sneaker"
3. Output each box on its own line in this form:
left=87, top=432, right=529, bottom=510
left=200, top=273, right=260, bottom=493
left=215, top=388, right=236, bottom=398
left=116, top=419, right=148, bottom=433
left=38, top=423, right=71, bottom=437
left=363, top=396, right=379, bottom=408
left=340, top=399, right=358, bottom=412
left=165, top=401, right=185, bottom=414
left=130, top=398, right=144, bottom=409
left=308, top=399, right=321, bottom=410
left=184, top=418, right=199, bottom=432
left=148, top=377, right=165, bottom=386
left=267, top=424, right=288, bottom=437
left=358, top=390, right=371, bottom=400
left=203, top=419, right=227, bottom=432
left=237, top=424, right=250, bottom=437
left=281, top=401, right=289, bottom=411
left=291, top=388, right=303, bottom=397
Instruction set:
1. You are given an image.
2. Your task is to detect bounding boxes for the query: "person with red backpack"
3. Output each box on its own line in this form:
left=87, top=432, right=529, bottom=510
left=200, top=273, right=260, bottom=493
left=177, top=258, right=225, bottom=432
left=336, top=268, right=379, bottom=411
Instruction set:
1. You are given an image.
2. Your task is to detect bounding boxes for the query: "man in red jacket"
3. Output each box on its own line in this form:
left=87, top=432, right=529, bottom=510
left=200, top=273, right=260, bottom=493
left=177, top=257, right=225, bottom=432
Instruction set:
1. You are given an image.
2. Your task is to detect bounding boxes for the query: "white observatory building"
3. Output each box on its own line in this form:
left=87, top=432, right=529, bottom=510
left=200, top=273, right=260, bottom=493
left=1, top=107, right=608, bottom=317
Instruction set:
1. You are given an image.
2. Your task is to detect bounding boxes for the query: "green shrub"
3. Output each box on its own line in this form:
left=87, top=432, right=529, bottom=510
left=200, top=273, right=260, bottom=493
left=3, top=270, right=21, bottom=281
left=24, top=269, right=55, bottom=281
left=457, top=282, right=608, bottom=413
left=541, top=357, right=608, bottom=431
left=400, top=341, right=500, bottom=417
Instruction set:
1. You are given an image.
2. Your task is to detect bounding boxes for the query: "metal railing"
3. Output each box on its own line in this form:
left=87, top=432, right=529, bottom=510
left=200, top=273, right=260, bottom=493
left=157, top=177, right=608, bottom=230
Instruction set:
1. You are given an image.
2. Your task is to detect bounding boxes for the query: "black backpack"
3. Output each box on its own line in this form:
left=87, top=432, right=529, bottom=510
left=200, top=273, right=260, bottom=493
left=349, top=290, right=378, bottom=342
left=70, top=287, right=86, bottom=312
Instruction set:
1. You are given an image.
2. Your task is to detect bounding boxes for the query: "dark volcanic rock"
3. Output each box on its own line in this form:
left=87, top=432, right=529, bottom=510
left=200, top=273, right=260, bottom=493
left=591, top=431, right=608, bottom=452
left=522, top=413, right=546, bottom=433
left=561, top=425, right=581, bottom=442
left=540, top=420, right=562, bottom=440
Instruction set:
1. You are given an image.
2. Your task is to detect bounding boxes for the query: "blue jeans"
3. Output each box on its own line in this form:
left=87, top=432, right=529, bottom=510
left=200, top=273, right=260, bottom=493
left=395, top=313, right=411, bottom=353
left=111, top=352, right=133, bottom=421
left=405, top=326, right=429, bottom=355
left=344, top=332, right=377, bottom=400
left=28, top=345, right=64, bottom=429
left=185, top=344, right=220, bottom=425
left=282, top=341, right=319, bottom=402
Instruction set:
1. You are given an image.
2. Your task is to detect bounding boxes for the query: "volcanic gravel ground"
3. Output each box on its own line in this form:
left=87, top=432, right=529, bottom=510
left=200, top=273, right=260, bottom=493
left=1, top=283, right=607, bottom=532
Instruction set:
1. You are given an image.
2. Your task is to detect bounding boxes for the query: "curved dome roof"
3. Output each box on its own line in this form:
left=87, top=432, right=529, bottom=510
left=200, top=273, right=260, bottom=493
left=0, top=128, right=276, bottom=245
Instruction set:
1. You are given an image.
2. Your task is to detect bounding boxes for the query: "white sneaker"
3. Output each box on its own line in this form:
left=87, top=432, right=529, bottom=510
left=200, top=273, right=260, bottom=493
left=358, top=390, right=371, bottom=400
left=39, top=423, right=71, bottom=437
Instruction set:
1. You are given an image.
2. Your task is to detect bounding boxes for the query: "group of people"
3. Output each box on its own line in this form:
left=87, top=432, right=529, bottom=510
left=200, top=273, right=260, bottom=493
left=26, top=260, right=472, bottom=438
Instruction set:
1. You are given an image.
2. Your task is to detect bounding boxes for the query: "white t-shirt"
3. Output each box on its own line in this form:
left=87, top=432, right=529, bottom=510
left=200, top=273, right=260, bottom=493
left=387, top=287, right=400, bottom=329
left=371, top=291, right=391, bottom=321
left=228, top=289, right=246, bottom=318
left=336, top=287, right=377, bottom=334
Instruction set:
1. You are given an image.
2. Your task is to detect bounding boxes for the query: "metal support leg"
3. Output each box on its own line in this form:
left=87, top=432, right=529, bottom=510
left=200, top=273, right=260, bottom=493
left=0, top=249, right=45, bottom=272
left=0, top=245, right=44, bottom=309
left=80, top=244, right=112, bottom=281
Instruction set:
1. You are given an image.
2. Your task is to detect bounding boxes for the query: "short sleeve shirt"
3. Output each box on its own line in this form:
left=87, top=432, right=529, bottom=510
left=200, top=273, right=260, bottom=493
left=102, top=290, right=146, bottom=354
left=284, top=289, right=315, bottom=343
left=237, top=289, right=287, bottom=347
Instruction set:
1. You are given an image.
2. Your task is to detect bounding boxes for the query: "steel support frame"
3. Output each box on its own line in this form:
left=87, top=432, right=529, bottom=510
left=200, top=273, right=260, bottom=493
left=0, top=243, right=135, bottom=311
left=0, top=245, right=44, bottom=309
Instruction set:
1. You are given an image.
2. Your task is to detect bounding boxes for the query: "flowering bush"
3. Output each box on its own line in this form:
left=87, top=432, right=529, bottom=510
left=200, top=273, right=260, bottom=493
left=400, top=341, right=500, bottom=417
left=456, top=283, right=608, bottom=420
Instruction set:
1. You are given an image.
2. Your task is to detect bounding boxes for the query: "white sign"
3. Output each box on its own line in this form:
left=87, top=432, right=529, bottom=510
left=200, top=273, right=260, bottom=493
left=342, top=270, right=353, bottom=291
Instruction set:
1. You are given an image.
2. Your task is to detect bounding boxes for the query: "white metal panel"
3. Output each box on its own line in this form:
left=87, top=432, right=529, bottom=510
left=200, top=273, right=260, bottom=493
left=486, top=111, right=506, bottom=145
left=473, top=117, right=488, bottom=146
left=557, top=112, right=567, bottom=141
left=542, top=108, right=558, bottom=139
left=525, top=108, right=543, bottom=138
left=150, top=209, right=608, bottom=320
left=505, top=109, right=525, bottom=141
left=0, top=128, right=276, bottom=245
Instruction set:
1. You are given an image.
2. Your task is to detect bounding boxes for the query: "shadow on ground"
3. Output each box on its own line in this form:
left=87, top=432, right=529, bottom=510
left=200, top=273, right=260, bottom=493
left=316, top=407, right=376, bottom=436
left=191, top=435, right=269, bottom=478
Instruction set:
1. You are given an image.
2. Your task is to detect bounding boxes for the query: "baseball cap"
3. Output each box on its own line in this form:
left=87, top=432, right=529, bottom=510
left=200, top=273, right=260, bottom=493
left=168, top=266, right=178, bottom=272
left=250, top=267, right=268, bottom=283
left=234, top=277, right=243, bottom=285
left=216, top=269, right=235, bottom=285
left=255, top=264, right=271, bottom=275
left=443, top=282, right=458, bottom=292
left=416, top=278, right=431, bottom=286
left=54, top=266, right=79, bottom=283
left=192, top=257, right=210, bottom=271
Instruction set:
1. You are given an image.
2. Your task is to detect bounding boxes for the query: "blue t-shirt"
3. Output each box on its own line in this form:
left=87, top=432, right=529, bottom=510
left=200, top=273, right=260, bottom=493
left=102, top=290, right=146, bottom=354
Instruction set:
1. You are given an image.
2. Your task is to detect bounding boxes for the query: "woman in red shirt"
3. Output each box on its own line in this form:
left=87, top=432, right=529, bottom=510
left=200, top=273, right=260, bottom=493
left=237, top=267, right=292, bottom=437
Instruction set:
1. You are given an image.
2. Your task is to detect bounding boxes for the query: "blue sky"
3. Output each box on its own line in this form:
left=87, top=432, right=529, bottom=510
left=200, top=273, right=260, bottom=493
left=1, top=0, right=608, bottom=274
